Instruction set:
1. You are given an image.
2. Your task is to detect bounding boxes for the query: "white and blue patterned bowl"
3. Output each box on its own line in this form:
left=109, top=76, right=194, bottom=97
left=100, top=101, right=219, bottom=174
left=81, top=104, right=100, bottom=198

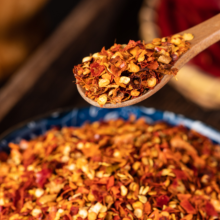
left=1, top=106, right=220, bottom=154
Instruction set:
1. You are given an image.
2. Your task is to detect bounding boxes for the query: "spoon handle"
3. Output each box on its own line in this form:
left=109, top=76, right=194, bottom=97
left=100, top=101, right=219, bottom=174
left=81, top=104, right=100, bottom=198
left=174, top=13, right=220, bottom=69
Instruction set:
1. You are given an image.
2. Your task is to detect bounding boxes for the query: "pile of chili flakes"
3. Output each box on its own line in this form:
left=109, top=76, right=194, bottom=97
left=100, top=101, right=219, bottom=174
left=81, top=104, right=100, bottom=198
left=1, top=117, right=220, bottom=220
left=73, top=33, right=194, bottom=106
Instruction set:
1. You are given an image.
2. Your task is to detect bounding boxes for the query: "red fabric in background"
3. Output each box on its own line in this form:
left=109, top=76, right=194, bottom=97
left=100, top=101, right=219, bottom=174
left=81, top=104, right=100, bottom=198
left=157, top=0, right=220, bottom=77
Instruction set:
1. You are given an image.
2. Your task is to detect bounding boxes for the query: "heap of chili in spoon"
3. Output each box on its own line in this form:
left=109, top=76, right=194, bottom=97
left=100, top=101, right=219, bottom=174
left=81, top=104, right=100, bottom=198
left=74, top=14, right=220, bottom=108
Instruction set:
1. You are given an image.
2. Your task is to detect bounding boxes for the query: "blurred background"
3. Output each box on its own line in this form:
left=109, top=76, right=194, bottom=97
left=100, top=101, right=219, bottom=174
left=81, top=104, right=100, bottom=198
left=0, top=0, right=220, bottom=135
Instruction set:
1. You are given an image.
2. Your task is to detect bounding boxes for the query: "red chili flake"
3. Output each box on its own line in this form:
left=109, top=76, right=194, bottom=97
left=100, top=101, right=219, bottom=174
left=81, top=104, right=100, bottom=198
left=205, top=201, right=218, bottom=217
left=35, top=168, right=51, bottom=188
left=177, top=194, right=191, bottom=201
left=136, top=41, right=145, bottom=49
left=92, top=190, right=105, bottom=202
left=100, top=47, right=109, bottom=56
left=46, top=144, right=57, bottom=156
left=110, top=64, right=121, bottom=77
left=172, top=169, right=188, bottom=180
left=111, top=44, right=121, bottom=52
left=114, top=201, right=122, bottom=211
left=156, top=195, right=170, bottom=208
left=163, top=207, right=179, bottom=213
left=107, top=176, right=114, bottom=189
left=113, top=215, right=121, bottom=220
left=144, top=202, right=152, bottom=215
left=123, top=40, right=137, bottom=51
left=23, top=155, right=36, bottom=167
left=180, top=200, right=197, bottom=214
left=147, top=61, right=159, bottom=70
left=111, top=186, right=120, bottom=197
left=90, top=63, right=105, bottom=77
left=70, top=206, right=79, bottom=215
left=91, top=155, right=102, bottom=162
left=96, top=177, right=109, bottom=184
left=76, top=187, right=89, bottom=194
left=13, top=189, right=21, bottom=209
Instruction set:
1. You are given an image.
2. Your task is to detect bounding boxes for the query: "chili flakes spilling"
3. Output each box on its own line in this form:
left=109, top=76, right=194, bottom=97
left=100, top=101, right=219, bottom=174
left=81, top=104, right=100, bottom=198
left=1, top=117, right=220, bottom=219
left=73, top=33, right=194, bottom=106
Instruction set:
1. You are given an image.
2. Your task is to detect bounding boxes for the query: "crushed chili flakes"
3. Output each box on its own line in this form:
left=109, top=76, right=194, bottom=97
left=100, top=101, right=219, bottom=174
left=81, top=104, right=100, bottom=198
left=73, top=33, right=194, bottom=106
left=1, top=116, right=220, bottom=220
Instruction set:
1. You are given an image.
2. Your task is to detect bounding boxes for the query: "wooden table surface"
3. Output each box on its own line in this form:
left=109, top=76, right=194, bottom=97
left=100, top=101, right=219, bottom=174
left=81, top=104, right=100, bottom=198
left=0, top=0, right=220, bottom=136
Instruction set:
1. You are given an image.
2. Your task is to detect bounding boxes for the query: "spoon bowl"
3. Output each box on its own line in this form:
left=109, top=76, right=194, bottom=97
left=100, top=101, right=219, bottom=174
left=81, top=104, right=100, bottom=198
left=77, top=13, right=220, bottom=108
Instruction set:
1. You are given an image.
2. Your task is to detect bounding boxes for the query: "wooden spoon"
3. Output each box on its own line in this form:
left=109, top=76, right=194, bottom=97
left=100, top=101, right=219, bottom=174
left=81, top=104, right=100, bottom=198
left=77, top=13, right=220, bottom=108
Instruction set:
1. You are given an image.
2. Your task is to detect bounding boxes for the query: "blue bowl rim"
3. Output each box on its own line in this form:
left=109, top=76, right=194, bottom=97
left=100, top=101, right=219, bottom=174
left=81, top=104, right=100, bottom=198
left=0, top=106, right=72, bottom=142
left=1, top=106, right=220, bottom=150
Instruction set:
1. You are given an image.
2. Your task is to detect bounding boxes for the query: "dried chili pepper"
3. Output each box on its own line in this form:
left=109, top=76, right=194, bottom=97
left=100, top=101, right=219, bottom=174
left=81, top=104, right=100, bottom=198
left=1, top=116, right=219, bottom=219
left=74, top=33, right=194, bottom=106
